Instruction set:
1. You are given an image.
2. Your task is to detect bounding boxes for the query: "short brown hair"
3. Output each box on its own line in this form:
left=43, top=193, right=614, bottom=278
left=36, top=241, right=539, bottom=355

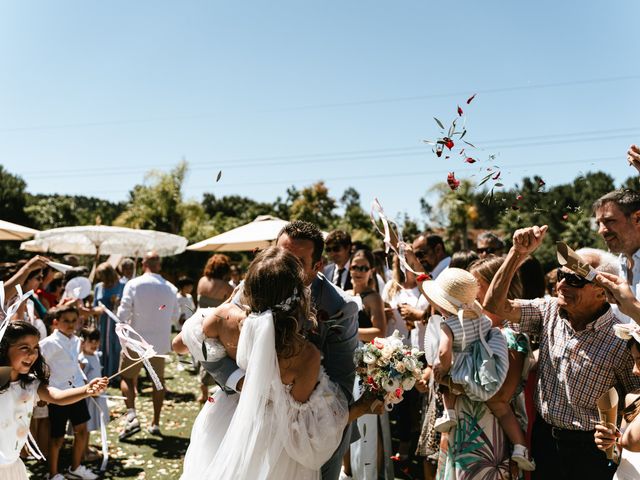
left=593, top=189, right=640, bottom=217
left=51, top=304, right=79, bottom=320
left=325, top=230, right=352, bottom=248
left=203, top=254, right=231, bottom=280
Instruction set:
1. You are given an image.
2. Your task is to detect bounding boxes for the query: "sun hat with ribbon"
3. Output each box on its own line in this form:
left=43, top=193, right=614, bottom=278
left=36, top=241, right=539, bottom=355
left=419, top=268, right=484, bottom=321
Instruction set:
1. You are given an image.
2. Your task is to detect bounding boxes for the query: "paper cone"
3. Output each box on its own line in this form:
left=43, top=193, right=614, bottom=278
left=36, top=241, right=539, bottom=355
left=47, top=261, right=74, bottom=273
left=557, top=242, right=597, bottom=281
left=597, top=387, right=619, bottom=460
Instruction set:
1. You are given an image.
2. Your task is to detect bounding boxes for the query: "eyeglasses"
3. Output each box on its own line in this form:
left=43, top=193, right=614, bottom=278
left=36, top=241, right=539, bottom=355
left=350, top=265, right=371, bottom=273
left=325, top=245, right=344, bottom=253
left=476, top=247, right=496, bottom=255
left=556, top=268, right=591, bottom=288
left=414, top=249, right=432, bottom=259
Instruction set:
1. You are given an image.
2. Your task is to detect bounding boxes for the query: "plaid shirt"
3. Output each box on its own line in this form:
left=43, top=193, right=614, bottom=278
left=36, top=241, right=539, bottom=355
left=519, top=297, right=640, bottom=431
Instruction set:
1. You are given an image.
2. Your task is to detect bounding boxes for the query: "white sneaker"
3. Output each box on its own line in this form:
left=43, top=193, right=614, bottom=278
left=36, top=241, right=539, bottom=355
left=512, top=444, right=536, bottom=471
left=67, top=464, right=99, bottom=479
left=50, top=475, right=66, bottom=480
left=434, top=408, right=457, bottom=433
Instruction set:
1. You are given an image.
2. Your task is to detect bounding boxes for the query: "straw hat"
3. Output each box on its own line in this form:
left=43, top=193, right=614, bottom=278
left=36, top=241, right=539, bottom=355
left=419, top=268, right=483, bottom=320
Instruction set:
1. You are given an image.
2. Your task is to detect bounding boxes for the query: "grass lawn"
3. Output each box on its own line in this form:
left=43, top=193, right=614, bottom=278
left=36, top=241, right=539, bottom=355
left=24, top=354, right=424, bottom=479
left=26, top=354, right=202, bottom=479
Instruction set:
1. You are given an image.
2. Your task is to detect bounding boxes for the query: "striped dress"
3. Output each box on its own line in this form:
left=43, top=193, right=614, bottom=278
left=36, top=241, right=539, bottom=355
left=443, top=314, right=509, bottom=402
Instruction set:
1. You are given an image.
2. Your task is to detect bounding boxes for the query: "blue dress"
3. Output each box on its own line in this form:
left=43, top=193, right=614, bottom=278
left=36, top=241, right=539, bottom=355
left=93, top=282, right=124, bottom=378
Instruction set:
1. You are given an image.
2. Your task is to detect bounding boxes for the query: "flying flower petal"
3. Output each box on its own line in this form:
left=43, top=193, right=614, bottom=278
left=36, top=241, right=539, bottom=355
left=465, top=157, right=476, bottom=164
left=443, top=137, right=454, bottom=150
left=158, top=305, right=166, bottom=311
left=457, top=105, right=463, bottom=116
left=492, top=171, right=501, bottom=180
left=466, top=93, right=477, bottom=104
left=216, top=170, right=222, bottom=182
left=447, top=172, right=460, bottom=190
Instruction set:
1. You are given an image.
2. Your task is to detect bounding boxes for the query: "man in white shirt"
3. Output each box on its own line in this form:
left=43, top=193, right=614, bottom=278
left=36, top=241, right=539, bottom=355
left=117, top=251, right=179, bottom=439
left=593, top=189, right=640, bottom=302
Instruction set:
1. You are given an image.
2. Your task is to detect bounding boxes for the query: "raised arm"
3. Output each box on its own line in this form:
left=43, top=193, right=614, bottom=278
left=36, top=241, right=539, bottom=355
left=38, top=377, right=108, bottom=405
left=628, top=144, right=640, bottom=174
left=3, top=255, right=49, bottom=299
left=596, top=272, right=640, bottom=321
left=484, top=225, right=548, bottom=322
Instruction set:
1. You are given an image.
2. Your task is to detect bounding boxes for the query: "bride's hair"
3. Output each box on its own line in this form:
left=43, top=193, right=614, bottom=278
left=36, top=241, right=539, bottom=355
left=242, top=246, right=316, bottom=358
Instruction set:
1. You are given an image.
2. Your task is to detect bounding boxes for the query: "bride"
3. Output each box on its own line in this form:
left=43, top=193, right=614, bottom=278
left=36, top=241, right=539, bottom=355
left=178, top=246, right=350, bottom=479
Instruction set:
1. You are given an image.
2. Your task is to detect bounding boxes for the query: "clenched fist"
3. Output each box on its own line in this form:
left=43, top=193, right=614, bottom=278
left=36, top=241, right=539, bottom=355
left=512, top=225, right=548, bottom=256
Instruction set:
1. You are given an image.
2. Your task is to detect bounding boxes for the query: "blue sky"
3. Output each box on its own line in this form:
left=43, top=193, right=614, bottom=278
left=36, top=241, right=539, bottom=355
left=1, top=1, right=639, bottom=225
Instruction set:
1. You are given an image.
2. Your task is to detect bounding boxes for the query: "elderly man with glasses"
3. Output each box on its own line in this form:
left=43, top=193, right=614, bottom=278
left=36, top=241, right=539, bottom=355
left=484, top=225, right=640, bottom=480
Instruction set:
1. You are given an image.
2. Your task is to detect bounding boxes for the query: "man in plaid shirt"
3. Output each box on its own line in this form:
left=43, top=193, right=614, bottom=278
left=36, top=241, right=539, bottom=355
left=484, top=225, right=640, bottom=480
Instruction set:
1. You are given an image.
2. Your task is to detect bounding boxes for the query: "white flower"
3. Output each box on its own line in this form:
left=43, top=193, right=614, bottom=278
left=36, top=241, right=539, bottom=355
left=381, top=345, right=395, bottom=360
left=403, top=357, right=417, bottom=371
left=382, top=377, right=401, bottom=393
left=394, top=361, right=406, bottom=373
left=363, top=352, right=377, bottom=365
left=411, top=347, right=420, bottom=357
left=402, top=377, right=416, bottom=390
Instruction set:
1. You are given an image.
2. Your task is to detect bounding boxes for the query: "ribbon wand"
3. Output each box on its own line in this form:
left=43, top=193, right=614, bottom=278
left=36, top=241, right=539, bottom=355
left=98, top=302, right=165, bottom=391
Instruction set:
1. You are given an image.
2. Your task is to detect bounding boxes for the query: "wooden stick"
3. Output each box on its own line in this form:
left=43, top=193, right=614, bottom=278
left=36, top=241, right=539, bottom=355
left=107, top=357, right=148, bottom=382
left=106, top=354, right=171, bottom=382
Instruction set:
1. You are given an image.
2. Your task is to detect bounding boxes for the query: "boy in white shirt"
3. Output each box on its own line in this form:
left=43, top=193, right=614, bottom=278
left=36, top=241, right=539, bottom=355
left=40, top=305, right=98, bottom=480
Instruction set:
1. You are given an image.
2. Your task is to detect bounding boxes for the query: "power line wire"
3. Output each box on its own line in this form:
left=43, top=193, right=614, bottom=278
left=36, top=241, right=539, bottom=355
left=16, top=127, right=640, bottom=179
left=1, top=74, right=638, bottom=133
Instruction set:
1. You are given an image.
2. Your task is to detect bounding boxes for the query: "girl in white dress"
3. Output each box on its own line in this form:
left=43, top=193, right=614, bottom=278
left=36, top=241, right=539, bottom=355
left=0, top=321, right=107, bottom=480
left=180, top=246, right=349, bottom=480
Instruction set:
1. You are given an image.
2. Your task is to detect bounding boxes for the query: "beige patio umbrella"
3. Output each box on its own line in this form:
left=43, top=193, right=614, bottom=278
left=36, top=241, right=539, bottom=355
left=187, top=215, right=289, bottom=252
left=0, top=219, right=39, bottom=241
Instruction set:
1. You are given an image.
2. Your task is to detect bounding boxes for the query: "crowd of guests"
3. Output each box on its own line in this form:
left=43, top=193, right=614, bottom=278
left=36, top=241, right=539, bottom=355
left=2, top=145, right=640, bottom=480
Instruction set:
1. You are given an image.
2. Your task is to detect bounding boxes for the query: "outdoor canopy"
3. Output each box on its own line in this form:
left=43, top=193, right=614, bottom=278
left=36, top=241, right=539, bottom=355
left=20, top=225, right=188, bottom=257
left=0, top=219, right=39, bottom=241
left=187, top=215, right=289, bottom=252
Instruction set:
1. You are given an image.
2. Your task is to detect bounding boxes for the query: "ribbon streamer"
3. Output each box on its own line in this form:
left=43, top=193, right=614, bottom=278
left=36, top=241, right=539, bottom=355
left=0, top=282, right=34, bottom=343
left=89, top=396, right=109, bottom=471
left=370, top=198, right=421, bottom=276
left=98, top=302, right=164, bottom=391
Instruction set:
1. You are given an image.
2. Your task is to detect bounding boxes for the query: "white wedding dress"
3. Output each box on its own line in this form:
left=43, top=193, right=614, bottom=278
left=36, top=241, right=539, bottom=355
left=180, top=308, right=349, bottom=480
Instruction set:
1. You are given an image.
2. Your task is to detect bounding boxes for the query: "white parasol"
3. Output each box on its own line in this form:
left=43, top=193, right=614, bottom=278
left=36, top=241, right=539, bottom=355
left=20, top=225, right=187, bottom=257
left=186, top=215, right=289, bottom=252
left=0, top=219, right=39, bottom=241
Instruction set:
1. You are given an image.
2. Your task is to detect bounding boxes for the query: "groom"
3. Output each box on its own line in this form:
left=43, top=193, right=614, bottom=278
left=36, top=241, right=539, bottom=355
left=203, top=220, right=359, bottom=480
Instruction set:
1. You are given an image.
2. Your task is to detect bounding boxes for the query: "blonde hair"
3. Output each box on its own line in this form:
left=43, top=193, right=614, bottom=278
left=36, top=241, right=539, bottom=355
left=469, top=256, right=523, bottom=300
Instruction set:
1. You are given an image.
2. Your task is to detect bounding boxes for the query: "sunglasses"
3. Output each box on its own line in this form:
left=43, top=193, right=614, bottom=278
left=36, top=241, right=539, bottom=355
left=350, top=265, right=371, bottom=273
left=325, top=245, right=344, bottom=253
left=476, top=247, right=496, bottom=255
left=414, top=249, right=432, bottom=259
left=556, top=268, right=591, bottom=288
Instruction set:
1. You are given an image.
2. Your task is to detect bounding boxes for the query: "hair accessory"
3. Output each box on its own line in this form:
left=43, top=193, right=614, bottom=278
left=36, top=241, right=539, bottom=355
left=273, top=288, right=300, bottom=312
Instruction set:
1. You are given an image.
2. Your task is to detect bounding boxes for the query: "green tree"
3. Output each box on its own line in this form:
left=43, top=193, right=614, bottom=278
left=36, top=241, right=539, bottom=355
left=430, top=178, right=477, bottom=250
left=288, top=182, right=338, bottom=229
left=0, top=166, right=31, bottom=226
left=25, top=194, right=124, bottom=230
left=115, top=161, right=189, bottom=235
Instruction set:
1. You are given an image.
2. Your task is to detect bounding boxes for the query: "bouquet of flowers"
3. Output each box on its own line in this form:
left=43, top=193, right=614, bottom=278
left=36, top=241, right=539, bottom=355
left=354, top=330, right=424, bottom=411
